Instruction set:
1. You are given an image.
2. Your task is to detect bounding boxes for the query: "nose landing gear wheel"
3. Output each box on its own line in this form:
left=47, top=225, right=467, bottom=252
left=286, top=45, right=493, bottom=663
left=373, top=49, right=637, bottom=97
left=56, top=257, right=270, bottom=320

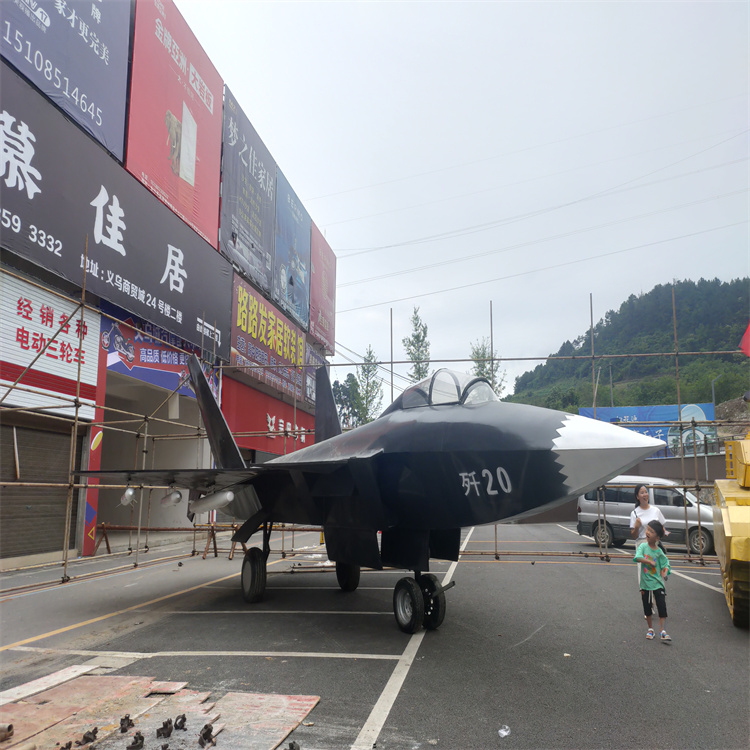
left=393, top=577, right=425, bottom=633
left=418, top=573, right=446, bottom=630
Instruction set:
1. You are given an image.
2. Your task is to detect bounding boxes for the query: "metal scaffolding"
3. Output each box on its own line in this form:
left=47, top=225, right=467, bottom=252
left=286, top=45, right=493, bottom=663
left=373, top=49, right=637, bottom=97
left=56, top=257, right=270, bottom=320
left=1, top=267, right=747, bottom=585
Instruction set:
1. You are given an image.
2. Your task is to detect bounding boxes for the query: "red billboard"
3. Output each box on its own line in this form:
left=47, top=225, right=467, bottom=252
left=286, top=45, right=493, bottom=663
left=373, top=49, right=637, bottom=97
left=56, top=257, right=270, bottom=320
left=222, top=376, right=314, bottom=456
left=125, top=0, right=222, bottom=247
left=309, top=222, right=336, bottom=355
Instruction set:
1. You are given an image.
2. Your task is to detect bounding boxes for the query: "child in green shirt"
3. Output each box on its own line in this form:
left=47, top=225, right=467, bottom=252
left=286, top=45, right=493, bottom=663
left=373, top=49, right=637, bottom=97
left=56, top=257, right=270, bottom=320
left=633, top=519, right=672, bottom=642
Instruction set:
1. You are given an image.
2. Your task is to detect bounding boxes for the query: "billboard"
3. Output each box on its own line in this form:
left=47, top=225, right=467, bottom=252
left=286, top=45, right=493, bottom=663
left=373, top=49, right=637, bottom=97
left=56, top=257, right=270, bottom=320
left=579, top=404, right=717, bottom=456
left=126, top=0, right=222, bottom=247
left=1, top=0, right=132, bottom=161
left=0, top=270, right=100, bottom=419
left=222, top=375, right=315, bottom=456
left=99, top=301, right=219, bottom=398
left=0, top=62, right=232, bottom=359
left=231, top=274, right=305, bottom=401
left=309, top=222, right=336, bottom=354
left=219, top=86, right=276, bottom=293
left=273, top=168, right=311, bottom=331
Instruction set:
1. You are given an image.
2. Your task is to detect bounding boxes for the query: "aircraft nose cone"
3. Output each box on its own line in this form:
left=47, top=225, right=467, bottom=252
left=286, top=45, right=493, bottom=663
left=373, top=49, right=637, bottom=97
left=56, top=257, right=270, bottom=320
left=551, top=414, right=665, bottom=496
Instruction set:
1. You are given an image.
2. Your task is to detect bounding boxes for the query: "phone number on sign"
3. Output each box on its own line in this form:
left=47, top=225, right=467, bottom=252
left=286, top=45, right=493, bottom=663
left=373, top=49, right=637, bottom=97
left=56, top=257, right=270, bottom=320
left=1, top=207, right=62, bottom=256
left=3, top=21, right=103, bottom=127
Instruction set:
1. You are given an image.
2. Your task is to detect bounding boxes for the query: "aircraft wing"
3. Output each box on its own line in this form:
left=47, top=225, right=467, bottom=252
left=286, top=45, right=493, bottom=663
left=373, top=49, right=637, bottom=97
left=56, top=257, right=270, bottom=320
left=77, top=459, right=349, bottom=494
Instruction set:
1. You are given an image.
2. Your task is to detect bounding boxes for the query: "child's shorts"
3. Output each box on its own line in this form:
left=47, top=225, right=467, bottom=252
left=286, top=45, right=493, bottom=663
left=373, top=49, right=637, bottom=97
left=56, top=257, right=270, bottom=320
left=641, top=587, right=667, bottom=618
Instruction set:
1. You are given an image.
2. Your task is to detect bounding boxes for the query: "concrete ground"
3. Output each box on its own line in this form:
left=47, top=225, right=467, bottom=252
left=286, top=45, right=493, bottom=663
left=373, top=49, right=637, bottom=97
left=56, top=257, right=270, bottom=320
left=1, top=523, right=748, bottom=749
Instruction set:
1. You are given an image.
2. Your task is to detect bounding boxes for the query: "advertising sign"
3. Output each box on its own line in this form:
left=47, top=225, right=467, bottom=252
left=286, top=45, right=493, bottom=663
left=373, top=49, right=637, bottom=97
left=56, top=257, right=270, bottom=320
left=579, top=404, right=717, bottom=456
left=1, top=0, right=132, bottom=160
left=231, top=274, right=305, bottom=401
left=99, top=301, right=219, bottom=398
left=273, top=168, right=311, bottom=331
left=0, top=270, right=100, bottom=419
left=222, top=375, right=315, bottom=456
left=309, top=222, right=336, bottom=355
left=0, top=62, right=232, bottom=359
left=126, top=0, right=222, bottom=247
left=219, top=87, right=276, bottom=292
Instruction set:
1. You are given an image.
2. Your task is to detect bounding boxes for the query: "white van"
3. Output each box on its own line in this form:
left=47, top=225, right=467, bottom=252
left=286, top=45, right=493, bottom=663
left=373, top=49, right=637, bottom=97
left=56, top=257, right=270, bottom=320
left=576, top=474, right=714, bottom=554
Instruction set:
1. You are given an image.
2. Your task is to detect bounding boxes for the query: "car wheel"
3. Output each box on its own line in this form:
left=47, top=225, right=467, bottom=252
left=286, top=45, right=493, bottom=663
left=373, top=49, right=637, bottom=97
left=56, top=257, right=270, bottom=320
left=688, top=528, right=713, bottom=555
left=593, top=521, right=613, bottom=548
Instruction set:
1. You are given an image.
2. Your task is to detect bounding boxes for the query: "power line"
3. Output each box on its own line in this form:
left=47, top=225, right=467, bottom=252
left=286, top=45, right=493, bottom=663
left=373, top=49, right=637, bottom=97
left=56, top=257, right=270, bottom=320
left=337, top=222, right=745, bottom=313
left=304, top=93, right=747, bottom=202
left=324, top=132, right=745, bottom=230
left=336, top=132, right=748, bottom=256
left=338, top=188, right=747, bottom=288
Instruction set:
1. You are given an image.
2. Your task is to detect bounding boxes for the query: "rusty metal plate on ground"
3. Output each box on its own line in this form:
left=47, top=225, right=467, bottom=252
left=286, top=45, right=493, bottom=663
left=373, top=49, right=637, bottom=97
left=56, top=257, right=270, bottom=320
left=212, top=691, right=321, bottom=749
left=0, top=674, right=318, bottom=749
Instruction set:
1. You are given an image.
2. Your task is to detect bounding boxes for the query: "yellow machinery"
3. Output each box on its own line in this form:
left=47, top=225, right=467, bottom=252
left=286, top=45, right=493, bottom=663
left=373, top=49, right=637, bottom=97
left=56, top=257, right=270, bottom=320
left=713, top=435, right=750, bottom=628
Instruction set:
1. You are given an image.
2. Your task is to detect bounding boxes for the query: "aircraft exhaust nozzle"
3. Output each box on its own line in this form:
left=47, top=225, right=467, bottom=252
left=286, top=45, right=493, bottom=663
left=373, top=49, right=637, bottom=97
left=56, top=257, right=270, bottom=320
left=188, top=490, right=235, bottom=515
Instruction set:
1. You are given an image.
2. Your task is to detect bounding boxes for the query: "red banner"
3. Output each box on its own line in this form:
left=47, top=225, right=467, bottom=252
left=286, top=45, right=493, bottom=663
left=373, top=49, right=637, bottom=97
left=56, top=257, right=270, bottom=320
left=222, top=376, right=314, bottom=456
left=126, top=0, right=223, bottom=247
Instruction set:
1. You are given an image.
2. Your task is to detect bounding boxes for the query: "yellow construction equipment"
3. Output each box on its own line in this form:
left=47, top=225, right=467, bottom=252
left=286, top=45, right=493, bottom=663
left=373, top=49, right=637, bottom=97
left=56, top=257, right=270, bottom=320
left=713, top=435, right=750, bottom=628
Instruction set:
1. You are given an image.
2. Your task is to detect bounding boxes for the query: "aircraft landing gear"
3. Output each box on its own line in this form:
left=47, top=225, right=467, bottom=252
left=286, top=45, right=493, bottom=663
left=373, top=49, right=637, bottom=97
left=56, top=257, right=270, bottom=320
left=241, top=548, right=266, bottom=602
left=335, top=562, right=361, bottom=591
left=393, top=573, right=454, bottom=633
left=241, top=522, right=272, bottom=603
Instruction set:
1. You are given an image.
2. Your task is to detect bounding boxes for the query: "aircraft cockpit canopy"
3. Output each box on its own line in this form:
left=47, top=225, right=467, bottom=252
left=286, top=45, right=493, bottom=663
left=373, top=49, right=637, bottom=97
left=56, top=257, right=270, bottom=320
left=381, top=369, right=497, bottom=416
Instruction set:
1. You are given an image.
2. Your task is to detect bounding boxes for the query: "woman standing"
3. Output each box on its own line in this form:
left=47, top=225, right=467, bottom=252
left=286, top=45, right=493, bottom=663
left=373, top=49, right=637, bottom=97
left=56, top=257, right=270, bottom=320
left=630, top=484, right=669, bottom=542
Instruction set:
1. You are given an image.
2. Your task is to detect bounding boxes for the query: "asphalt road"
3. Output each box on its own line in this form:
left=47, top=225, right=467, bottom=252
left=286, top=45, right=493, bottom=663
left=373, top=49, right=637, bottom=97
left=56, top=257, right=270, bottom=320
left=1, top=523, right=747, bottom=749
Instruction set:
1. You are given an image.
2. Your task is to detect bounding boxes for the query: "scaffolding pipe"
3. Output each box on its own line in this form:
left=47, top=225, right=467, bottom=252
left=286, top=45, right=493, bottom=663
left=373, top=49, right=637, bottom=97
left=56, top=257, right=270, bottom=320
left=62, top=239, right=89, bottom=582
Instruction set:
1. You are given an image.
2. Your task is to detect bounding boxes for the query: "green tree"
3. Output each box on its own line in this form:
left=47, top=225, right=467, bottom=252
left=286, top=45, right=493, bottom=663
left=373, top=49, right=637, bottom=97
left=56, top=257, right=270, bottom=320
left=402, top=306, right=430, bottom=382
left=508, top=278, right=748, bottom=407
left=332, top=373, right=361, bottom=428
left=356, top=345, right=383, bottom=423
left=470, top=337, right=505, bottom=394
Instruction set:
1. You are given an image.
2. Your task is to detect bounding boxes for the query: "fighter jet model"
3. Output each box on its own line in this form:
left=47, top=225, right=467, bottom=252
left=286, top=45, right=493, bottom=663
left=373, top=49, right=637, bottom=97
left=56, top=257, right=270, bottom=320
left=80, top=355, right=664, bottom=633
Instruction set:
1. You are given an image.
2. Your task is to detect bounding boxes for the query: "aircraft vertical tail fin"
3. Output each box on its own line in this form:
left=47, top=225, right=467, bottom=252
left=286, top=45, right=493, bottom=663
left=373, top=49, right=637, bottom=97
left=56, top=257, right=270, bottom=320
left=315, top=366, right=342, bottom=442
left=187, top=354, right=246, bottom=469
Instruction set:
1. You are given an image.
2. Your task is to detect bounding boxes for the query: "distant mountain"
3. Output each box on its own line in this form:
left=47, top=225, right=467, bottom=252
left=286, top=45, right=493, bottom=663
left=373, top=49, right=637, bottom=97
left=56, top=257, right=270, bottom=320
left=506, top=278, right=748, bottom=411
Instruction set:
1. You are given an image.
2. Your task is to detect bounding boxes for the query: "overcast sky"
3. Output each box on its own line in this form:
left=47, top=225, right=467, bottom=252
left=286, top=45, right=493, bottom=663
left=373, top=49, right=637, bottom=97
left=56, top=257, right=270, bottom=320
left=177, top=0, right=748, bottom=399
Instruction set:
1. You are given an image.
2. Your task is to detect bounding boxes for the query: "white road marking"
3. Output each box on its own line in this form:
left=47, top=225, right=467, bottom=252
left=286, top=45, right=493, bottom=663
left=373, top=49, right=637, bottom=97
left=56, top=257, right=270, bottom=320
left=10, top=645, right=399, bottom=661
left=557, top=524, right=724, bottom=589
left=141, top=610, right=392, bottom=615
left=350, top=528, right=474, bottom=750
left=0, top=664, right=97, bottom=706
left=669, top=569, right=724, bottom=592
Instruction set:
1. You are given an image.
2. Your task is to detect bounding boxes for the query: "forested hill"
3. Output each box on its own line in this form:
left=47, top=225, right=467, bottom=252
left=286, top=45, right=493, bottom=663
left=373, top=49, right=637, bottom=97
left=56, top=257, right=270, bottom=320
left=507, top=278, right=748, bottom=411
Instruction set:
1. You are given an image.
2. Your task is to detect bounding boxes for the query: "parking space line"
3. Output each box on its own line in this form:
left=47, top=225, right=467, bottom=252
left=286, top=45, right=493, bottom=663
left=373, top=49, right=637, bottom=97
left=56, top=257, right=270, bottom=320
left=670, top=569, right=724, bottom=591
left=10, top=645, right=400, bottom=661
left=0, top=572, right=240, bottom=652
left=350, top=527, right=475, bottom=750
left=141, top=610, right=392, bottom=615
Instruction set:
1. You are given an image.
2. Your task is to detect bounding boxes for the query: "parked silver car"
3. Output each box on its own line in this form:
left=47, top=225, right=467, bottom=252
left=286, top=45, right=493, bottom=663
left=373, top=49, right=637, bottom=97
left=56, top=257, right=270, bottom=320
left=576, top=474, right=714, bottom=554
